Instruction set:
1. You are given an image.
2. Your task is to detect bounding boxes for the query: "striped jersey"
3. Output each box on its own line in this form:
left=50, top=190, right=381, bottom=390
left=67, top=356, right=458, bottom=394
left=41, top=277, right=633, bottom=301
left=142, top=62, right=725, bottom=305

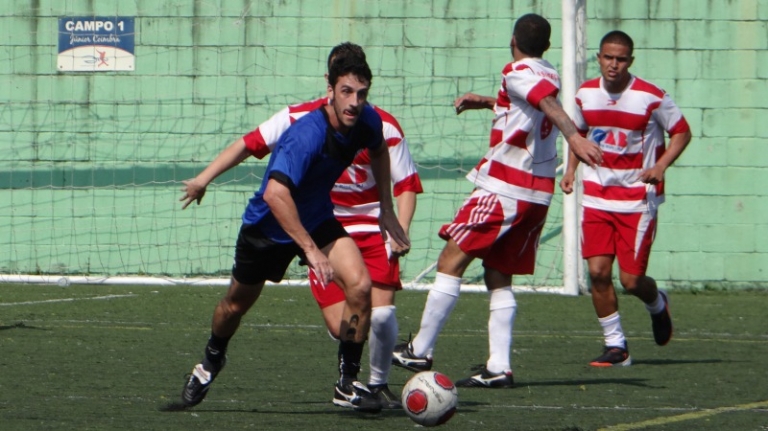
left=466, top=57, right=561, bottom=206
left=241, top=97, right=423, bottom=233
left=573, top=75, right=690, bottom=213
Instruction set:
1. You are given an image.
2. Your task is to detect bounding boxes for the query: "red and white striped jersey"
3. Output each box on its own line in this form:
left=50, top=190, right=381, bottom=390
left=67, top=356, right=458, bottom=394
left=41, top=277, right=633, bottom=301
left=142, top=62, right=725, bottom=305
left=573, top=75, right=690, bottom=213
left=466, top=57, right=561, bottom=206
left=241, top=97, right=423, bottom=233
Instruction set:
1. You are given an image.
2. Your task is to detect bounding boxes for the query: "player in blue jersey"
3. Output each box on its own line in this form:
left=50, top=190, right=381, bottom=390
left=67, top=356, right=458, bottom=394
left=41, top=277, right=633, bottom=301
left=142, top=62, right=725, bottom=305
left=175, top=50, right=409, bottom=413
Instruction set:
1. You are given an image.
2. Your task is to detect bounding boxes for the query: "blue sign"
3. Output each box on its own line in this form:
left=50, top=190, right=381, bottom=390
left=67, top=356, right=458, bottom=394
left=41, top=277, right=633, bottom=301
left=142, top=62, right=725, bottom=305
left=58, top=17, right=135, bottom=71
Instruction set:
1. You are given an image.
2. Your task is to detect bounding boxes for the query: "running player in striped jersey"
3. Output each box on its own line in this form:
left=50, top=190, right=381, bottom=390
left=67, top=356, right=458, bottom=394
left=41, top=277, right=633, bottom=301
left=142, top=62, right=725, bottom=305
left=560, top=30, right=692, bottom=367
left=392, top=13, right=603, bottom=388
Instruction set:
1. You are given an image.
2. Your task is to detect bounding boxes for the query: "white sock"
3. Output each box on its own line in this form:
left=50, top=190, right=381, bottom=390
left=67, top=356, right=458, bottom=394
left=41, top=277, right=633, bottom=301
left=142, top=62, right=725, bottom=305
left=412, top=272, right=461, bottom=358
left=368, top=305, right=397, bottom=386
left=486, top=287, right=516, bottom=374
left=645, top=291, right=666, bottom=315
left=598, top=312, right=626, bottom=347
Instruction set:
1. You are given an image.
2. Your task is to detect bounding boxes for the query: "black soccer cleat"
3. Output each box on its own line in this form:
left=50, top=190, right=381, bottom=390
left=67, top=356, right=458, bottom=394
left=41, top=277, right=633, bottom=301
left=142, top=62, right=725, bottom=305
left=392, top=341, right=433, bottom=372
left=589, top=343, right=631, bottom=367
left=651, top=290, right=673, bottom=346
left=333, top=380, right=382, bottom=413
left=368, top=383, right=402, bottom=410
left=455, top=366, right=514, bottom=388
left=181, top=360, right=225, bottom=407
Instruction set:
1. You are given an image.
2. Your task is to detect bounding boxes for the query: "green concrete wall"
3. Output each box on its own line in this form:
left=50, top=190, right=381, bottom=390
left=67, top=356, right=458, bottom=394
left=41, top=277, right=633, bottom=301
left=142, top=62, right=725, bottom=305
left=1, top=0, right=766, bottom=289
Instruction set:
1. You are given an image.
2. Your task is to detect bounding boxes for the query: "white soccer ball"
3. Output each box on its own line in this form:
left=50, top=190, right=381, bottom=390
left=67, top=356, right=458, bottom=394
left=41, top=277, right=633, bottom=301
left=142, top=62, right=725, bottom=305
left=401, top=371, right=458, bottom=427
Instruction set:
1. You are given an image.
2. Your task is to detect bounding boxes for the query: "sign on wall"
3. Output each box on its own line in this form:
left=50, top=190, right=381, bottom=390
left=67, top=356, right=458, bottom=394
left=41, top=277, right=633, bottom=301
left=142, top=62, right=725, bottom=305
left=58, top=17, right=135, bottom=72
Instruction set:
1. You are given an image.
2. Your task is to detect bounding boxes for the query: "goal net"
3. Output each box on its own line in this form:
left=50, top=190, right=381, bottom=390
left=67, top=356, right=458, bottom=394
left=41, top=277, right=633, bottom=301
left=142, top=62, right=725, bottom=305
left=0, top=6, right=578, bottom=293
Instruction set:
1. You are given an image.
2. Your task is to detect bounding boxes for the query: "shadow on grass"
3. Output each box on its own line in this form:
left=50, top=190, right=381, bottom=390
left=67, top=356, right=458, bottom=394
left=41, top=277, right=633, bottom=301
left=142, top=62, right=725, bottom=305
left=160, top=402, right=408, bottom=419
left=517, top=377, right=651, bottom=388
left=0, top=321, right=48, bottom=331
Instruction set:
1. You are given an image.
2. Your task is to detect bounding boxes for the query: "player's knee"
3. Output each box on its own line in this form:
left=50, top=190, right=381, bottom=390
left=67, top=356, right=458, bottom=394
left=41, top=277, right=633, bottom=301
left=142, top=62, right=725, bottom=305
left=589, top=268, right=612, bottom=286
left=345, top=286, right=372, bottom=311
left=220, top=297, right=252, bottom=318
left=622, top=274, right=654, bottom=295
left=370, top=305, right=396, bottom=327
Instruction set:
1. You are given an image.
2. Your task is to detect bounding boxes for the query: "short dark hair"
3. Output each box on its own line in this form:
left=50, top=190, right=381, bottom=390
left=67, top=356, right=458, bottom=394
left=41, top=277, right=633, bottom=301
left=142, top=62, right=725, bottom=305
left=327, top=51, right=372, bottom=87
left=513, top=13, right=551, bottom=57
left=600, top=30, right=634, bottom=56
left=327, top=42, right=366, bottom=71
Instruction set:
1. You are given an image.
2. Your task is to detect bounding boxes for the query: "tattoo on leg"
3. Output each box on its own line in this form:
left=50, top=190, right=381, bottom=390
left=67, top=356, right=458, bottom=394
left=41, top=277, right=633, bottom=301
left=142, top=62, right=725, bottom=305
left=345, top=314, right=360, bottom=339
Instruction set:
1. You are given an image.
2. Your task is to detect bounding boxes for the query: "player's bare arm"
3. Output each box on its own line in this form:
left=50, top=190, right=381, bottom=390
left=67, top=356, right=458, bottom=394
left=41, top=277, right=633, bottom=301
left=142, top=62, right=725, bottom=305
left=639, top=130, right=692, bottom=184
left=391, top=191, right=416, bottom=256
left=538, top=96, right=603, bottom=168
left=454, top=93, right=495, bottom=114
left=369, top=142, right=410, bottom=251
left=180, top=138, right=252, bottom=209
left=263, top=178, right=333, bottom=284
left=559, top=148, right=581, bottom=195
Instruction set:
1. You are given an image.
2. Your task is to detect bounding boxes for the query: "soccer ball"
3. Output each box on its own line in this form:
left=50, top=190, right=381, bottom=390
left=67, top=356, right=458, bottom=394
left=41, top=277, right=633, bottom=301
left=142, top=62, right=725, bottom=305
left=401, top=371, right=458, bottom=427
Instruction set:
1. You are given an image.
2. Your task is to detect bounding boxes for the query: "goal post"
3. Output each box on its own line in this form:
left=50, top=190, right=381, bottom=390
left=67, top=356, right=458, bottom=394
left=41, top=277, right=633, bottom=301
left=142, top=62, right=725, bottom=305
left=560, top=0, right=589, bottom=296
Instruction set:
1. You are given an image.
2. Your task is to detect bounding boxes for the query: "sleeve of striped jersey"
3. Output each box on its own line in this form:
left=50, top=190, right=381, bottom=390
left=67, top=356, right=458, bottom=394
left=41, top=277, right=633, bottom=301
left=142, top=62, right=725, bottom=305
left=654, top=93, right=691, bottom=136
left=388, top=136, right=423, bottom=196
left=382, top=120, right=423, bottom=195
left=505, top=69, right=558, bottom=109
left=241, top=106, right=292, bottom=159
left=572, top=94, right=589, bottom=136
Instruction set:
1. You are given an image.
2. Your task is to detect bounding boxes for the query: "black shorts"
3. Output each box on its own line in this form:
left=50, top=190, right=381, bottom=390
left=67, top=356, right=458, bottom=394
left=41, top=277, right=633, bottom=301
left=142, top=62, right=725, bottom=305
left=231, top=217, right=349, bottom=285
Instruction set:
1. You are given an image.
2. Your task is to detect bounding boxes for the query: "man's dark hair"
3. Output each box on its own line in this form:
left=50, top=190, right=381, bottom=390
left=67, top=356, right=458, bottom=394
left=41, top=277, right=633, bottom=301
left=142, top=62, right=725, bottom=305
left=327, top=42, right=366, bottom=70
left=600, top=30, right=634, bottom=56
left=513, top=13, right=551, bottom=57
left=327, top=51, right=372, bottom=87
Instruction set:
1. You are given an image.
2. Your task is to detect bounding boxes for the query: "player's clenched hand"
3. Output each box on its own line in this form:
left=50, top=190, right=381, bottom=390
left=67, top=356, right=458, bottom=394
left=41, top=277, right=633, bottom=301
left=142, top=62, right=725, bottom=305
left=569, top=135, right=603, bottom=168
left=379, top=210, right=410, bottom=254
left=180, top=178, right=207, bottom=209
left=639, top=166, right=664, bottom=185
left=390, top=230, right=410, bottom=257
left=560, top=171, right=575, bottom=194
left=305, top=248, right=334, bottom=287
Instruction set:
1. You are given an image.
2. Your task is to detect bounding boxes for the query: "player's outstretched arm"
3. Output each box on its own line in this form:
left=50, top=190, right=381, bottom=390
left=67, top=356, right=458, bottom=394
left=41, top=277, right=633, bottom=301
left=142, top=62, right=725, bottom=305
left=538, top=96, right=603, bottom=168
left=180, top=138, right=252, bottom=209
left=454, top=93, right=496, bottom=115
left=369, top=142, right=410, bottom=251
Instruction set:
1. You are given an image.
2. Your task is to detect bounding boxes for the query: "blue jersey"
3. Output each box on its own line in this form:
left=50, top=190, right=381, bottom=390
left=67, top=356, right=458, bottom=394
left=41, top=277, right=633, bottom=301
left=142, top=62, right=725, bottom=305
left=243, top=104, right=384, bottom=243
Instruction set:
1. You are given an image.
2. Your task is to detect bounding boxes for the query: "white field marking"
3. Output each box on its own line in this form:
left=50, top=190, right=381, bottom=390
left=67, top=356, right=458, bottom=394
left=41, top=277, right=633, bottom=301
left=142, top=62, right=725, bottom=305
left=439, top=331, right=768, bottom=344
left=597, top=399, right=768, bottom=431
left=0, top=294, right=137, bottom=306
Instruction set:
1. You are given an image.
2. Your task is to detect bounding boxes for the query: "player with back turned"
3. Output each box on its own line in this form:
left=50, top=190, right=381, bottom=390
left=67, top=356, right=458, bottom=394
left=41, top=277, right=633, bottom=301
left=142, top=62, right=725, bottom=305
left=392, top=13, right=603, bottom=387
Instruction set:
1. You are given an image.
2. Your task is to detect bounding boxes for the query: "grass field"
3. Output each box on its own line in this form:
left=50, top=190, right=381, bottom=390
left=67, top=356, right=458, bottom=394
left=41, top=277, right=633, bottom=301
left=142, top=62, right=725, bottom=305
left=1, top=284, right=766, bottom=430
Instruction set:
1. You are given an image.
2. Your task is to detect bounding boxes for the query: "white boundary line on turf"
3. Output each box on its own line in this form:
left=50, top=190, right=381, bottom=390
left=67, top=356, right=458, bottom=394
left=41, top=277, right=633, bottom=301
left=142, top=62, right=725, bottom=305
left=597, top=399, right=768, bottom=431
left=0, top=294, right=136, bottom=306
left=0, top=275, right=565, bottom=293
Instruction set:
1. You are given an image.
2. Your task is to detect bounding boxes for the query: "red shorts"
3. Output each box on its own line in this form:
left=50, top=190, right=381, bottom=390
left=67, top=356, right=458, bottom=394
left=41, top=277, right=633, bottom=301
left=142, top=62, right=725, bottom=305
left=581, top=207, right=657, bottom=276
left=309, top=231, right=402, bottom=309
left=439, top=189, right=549, bottom=276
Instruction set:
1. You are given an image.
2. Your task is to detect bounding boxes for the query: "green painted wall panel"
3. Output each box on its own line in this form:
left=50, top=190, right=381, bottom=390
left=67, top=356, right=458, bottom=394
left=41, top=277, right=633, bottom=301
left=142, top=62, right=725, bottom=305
left=0, top=1, right=766, bottom=288
left=650, top=0, right=761, bottom=20
left=590, top=0, right=650, bottom=19
left=674, top=137, right=727, bottom=167
left=678, top=20, right=767, bottom=50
